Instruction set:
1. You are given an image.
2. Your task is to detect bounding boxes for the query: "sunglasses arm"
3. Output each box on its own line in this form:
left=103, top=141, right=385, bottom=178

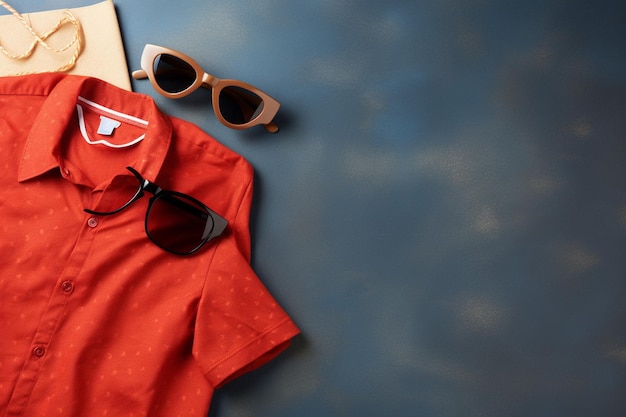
left=132, top=69, right=149, bottom=80
left=263, top=122, right=279, bottom=133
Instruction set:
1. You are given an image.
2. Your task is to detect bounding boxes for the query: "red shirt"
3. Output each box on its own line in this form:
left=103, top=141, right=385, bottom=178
left=0, top=74, right=299, bottom=417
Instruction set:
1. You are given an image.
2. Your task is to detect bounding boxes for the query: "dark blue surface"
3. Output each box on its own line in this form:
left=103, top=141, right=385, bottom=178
left=5, top=1, right=626, bottom=416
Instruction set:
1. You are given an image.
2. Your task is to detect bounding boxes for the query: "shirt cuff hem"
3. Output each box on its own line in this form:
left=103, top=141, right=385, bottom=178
left=204, top=318, right=300, bottom=388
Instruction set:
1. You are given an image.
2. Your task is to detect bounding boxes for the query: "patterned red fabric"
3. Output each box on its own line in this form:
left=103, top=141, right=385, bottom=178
left=0, top=74, right=299, bottom=417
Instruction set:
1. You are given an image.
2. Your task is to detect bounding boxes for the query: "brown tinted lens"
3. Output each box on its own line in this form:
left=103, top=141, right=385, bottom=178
left=154, top=54, right=197, bottom=93
left=218, top=86, right=264, bottom=125
left=146, top=192, right=213, bottom=254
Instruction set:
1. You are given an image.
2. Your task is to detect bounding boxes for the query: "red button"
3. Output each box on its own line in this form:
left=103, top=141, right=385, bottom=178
left=61, top=280, right=74, bottom=293
left=87, top=217, right=99, bottom=228
left=32, top=346, right=46, bottom=358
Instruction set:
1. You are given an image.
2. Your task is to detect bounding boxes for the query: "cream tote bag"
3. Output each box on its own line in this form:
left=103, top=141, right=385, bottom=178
left=0, top=0, right=131, bottom=90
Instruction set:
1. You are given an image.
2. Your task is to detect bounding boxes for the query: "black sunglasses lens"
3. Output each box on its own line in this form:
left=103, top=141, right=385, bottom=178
left=154, top=54, right=197, bottom=93
left=146, top=193, right=214, bottom=254
left=219, top=86, right=264, bottom=125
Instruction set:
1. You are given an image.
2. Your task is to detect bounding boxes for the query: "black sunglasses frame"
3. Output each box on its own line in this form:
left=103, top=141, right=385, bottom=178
left=84, top=167, right=228, bottom=255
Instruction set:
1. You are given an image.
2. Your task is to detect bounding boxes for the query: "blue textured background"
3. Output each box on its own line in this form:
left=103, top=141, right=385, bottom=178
left=5, top=1, right=626, bottom=416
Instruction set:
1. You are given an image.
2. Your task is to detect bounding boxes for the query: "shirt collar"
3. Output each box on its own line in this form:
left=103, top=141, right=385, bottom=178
left=18, top=75, right=172, bottom=184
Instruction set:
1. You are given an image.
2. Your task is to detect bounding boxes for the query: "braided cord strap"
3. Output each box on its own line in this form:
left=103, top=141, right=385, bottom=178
left=0, top=0, right=84, bottom=74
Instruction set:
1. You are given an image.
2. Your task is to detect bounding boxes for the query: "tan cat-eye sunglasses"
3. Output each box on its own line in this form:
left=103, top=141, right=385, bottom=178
left=132, top=44, right=280, bottom=133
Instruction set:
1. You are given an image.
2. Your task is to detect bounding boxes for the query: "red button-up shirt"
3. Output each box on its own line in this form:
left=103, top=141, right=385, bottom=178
left=0, top=74, right=299, bottom=417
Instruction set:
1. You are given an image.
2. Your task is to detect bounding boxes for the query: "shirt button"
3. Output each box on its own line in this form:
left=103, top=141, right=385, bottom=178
left=87, top=217, right=99, bottom=228
left=61, top=280, right=74, bottom=293
left=32, top=346, right=46, bottom=358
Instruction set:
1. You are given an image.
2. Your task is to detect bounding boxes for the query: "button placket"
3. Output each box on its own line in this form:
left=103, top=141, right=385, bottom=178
left=6, top=186, right=102, bottom=415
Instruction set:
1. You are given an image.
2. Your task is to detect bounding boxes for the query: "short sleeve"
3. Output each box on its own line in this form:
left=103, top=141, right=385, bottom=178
left=192, top=177, right=299, bottom=388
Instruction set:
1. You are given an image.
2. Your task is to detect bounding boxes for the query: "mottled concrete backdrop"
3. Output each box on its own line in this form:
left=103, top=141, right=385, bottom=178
left=4, top=1, right=626, bottom=416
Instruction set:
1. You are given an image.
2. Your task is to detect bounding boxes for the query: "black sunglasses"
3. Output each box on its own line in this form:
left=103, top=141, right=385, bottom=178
left=84, top=167, right=228, bottom=255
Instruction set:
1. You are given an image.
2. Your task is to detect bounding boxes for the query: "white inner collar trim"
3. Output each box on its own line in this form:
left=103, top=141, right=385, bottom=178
left=76, top=96, right=149, bottom=149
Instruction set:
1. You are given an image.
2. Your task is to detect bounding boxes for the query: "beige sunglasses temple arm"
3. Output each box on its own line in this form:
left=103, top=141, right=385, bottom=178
left=264, top=122, right=279, bottom=133
left=132, top=69, right=149, bottom=80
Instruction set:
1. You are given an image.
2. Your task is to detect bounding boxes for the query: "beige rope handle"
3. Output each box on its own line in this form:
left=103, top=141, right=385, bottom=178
left=0, top=0, right=84, bottom=74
